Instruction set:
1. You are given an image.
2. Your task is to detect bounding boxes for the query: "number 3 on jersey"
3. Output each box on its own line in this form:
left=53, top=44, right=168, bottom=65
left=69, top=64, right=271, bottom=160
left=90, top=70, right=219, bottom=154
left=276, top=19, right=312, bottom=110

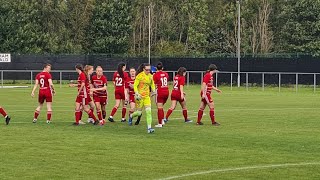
left=173, top=80, right=178, bottom=90
left=115, top=77, right=123, bottom=86
left=40, top=78, right=45, bottom=88
left=160, top=77, right=168, bottom=87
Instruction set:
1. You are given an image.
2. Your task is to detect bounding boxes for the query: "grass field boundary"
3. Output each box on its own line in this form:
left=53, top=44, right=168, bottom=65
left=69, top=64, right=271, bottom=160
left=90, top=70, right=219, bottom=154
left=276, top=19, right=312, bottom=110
left=5, top=107, right=319, bottom=112
left=157, top=162, right=320, bottom=180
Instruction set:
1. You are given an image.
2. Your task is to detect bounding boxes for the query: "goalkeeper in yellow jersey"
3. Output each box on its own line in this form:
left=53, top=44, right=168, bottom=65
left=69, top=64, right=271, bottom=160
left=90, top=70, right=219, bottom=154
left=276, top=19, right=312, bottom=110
left=128, top=63, right=156, bottom=133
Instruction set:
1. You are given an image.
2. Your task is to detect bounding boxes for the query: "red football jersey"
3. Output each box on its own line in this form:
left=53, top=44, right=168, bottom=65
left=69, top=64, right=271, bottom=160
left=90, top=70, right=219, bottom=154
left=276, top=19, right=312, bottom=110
left=153, top=71, right=169, bottom=94
left=113, top=71, right=129, bottom=91
left=203, top=72, right=214, bottom=94
left=172, top=75, right=185, bottom=93
left=126, top=77, right=135, bottom=97
left=36, top=72, right=52, bottom=91
left=91, top=75, right=107, bottom=97
left=77, top=72, right=89, bottom=97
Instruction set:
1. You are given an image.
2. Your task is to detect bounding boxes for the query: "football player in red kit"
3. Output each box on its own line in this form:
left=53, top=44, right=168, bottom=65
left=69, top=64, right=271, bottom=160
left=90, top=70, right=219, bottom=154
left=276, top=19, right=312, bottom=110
left=0, top=106, right=10, bottom=125
left=91, top=66, right=108, bottom=125
left=153, top=62, right=170, bottom=128
left=197, top=64, right=222, bottom=126
left=164, top=67, right=192, bottom=123
left=126, top=67, right=143, bottom=125
left=108, top=62, right=129, bottom=123
left=31, top=64, right=55, bottom=124
left=74, top=64, right=98, bottom=125
left=69, top=81, right=95, bottom=125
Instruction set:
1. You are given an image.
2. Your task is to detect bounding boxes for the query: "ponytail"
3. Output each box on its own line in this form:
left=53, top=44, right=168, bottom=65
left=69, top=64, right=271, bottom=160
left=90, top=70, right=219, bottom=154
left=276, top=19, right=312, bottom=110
left=84, top=65, right=93, bottom=80
left=75, top=64, right=84, bottom=72
left=117, top=62, right=126, bottom=78
left=136, top=63, right=150, bottom=76
left=177, top=67, right=187, bottom=76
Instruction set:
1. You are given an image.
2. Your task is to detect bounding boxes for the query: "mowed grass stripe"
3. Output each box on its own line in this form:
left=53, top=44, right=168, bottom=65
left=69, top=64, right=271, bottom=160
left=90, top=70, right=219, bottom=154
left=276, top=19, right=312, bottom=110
left=0, top=85, right=320, bottom=179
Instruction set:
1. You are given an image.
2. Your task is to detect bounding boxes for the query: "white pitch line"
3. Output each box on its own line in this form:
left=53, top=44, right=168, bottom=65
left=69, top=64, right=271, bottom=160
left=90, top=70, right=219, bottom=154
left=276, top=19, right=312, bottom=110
left=157, top=162, right=320, bottom=180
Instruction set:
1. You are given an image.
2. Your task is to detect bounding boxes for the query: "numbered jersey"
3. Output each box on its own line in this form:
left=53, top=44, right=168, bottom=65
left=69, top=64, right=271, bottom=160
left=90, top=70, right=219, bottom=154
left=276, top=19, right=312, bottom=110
left=172, top=75, right=185, bottom=93
left=91, top=75, right=107, bottom=97
left=35, top=72, right=52, bottom=91
left=113, top=71, right=129, bottom=92
left=153, top=71, right=169, bottom=94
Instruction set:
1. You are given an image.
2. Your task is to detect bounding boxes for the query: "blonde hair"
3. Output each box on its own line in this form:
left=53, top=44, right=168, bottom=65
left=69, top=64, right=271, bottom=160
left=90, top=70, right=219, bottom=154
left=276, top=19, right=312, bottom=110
left=84, top=65, right=94, bottom=79
left=96, top=66, right=103, bottom=70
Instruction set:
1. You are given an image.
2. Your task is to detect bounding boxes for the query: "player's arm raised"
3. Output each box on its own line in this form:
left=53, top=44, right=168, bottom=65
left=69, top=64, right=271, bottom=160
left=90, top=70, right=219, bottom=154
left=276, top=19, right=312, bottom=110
left=31, top=79, right=39, bottom=97
left=48, top=78, right=55, bottom=95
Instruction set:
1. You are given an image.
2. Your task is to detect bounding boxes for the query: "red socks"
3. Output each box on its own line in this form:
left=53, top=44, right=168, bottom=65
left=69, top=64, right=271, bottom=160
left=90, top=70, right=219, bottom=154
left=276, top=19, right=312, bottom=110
left=75, top=111, right=81, bottom=123
left=210, top=108, right=215, bottom=123
left=33, top=110, right=52, bottom=121
left=34, top=110, right=40, bottom=119
left=165, top=108, right=173, bottom=119
left=110, top=107, right=118, bottom=117
left=157, top=108, right=164, bottom=124
left=197, top=109, right=204, bottom=123
left=97, top=111, right=103, bottom=120
left=87, top=110, right=97, bottom=121
left=122, top=107, right=126, bottom=119
left=182, top=109, right=188, bottom=120
left=47, top=111, right=52, bottom=121
left=0, top=107, right=7, bottom=117
left=88, top=108, right=94, bottom=118
left=79, top=111, right=83, bottom=120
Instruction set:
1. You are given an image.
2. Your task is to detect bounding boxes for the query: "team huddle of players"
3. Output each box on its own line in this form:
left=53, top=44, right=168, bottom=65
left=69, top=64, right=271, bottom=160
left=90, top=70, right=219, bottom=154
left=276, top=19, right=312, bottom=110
left=0, top=62, right=222, bottom=133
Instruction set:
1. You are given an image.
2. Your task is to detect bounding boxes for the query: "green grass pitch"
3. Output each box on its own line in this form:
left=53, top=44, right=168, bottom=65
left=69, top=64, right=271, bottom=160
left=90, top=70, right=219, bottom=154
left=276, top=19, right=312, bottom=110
left=0, top=84, right=320, bottom=179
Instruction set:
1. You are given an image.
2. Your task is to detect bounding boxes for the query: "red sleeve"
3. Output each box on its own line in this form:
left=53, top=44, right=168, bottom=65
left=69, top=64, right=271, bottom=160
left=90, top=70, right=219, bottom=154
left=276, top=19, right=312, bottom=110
left=203, top=74, right=210, bottom=84
left=180, top=76, right=185, bottom=86
left=47, top=73, right=52, bottom=80
left=153, top=73, right=159, bottom=83
left=80, top=73, right=86, bottom=82
left=103, top=76, right=107, bottom=85
left=113, top=72, right=117, bottom=82
left=153, top=73, right=157, bottom=82
left=124, top=73, right=129, bottom=88
left=166, top=72, right=169, bottom=81
left=35, top=74, right=40, bottom=81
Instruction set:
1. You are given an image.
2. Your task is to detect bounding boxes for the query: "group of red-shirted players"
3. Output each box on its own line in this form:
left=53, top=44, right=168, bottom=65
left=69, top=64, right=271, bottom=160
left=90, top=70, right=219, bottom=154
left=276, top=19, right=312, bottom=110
left=153, top=63, right=222, bottom=127
left=1, top=62, right=222, bottom=127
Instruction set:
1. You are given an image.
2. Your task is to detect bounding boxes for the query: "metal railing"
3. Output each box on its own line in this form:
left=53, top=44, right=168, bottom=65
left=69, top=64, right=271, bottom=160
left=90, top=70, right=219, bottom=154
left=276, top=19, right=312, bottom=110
left=0, top=70, right=319, bottom=93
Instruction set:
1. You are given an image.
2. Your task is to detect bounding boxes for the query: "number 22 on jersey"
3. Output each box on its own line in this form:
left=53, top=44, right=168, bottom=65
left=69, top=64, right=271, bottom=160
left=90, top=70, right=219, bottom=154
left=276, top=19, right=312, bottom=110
left=115, top=77, right=123, bottom=86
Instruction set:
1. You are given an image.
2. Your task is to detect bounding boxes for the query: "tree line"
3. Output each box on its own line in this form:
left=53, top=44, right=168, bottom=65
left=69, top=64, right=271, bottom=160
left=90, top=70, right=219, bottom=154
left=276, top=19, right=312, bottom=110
left=0, top=0, right=320, bottom=56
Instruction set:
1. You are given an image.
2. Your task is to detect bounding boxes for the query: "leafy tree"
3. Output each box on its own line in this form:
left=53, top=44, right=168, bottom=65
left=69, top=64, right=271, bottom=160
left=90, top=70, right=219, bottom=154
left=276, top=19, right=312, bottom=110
left=275, top=0, right=320, bottom=56
left=87, top=0, right=132, bottom=54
